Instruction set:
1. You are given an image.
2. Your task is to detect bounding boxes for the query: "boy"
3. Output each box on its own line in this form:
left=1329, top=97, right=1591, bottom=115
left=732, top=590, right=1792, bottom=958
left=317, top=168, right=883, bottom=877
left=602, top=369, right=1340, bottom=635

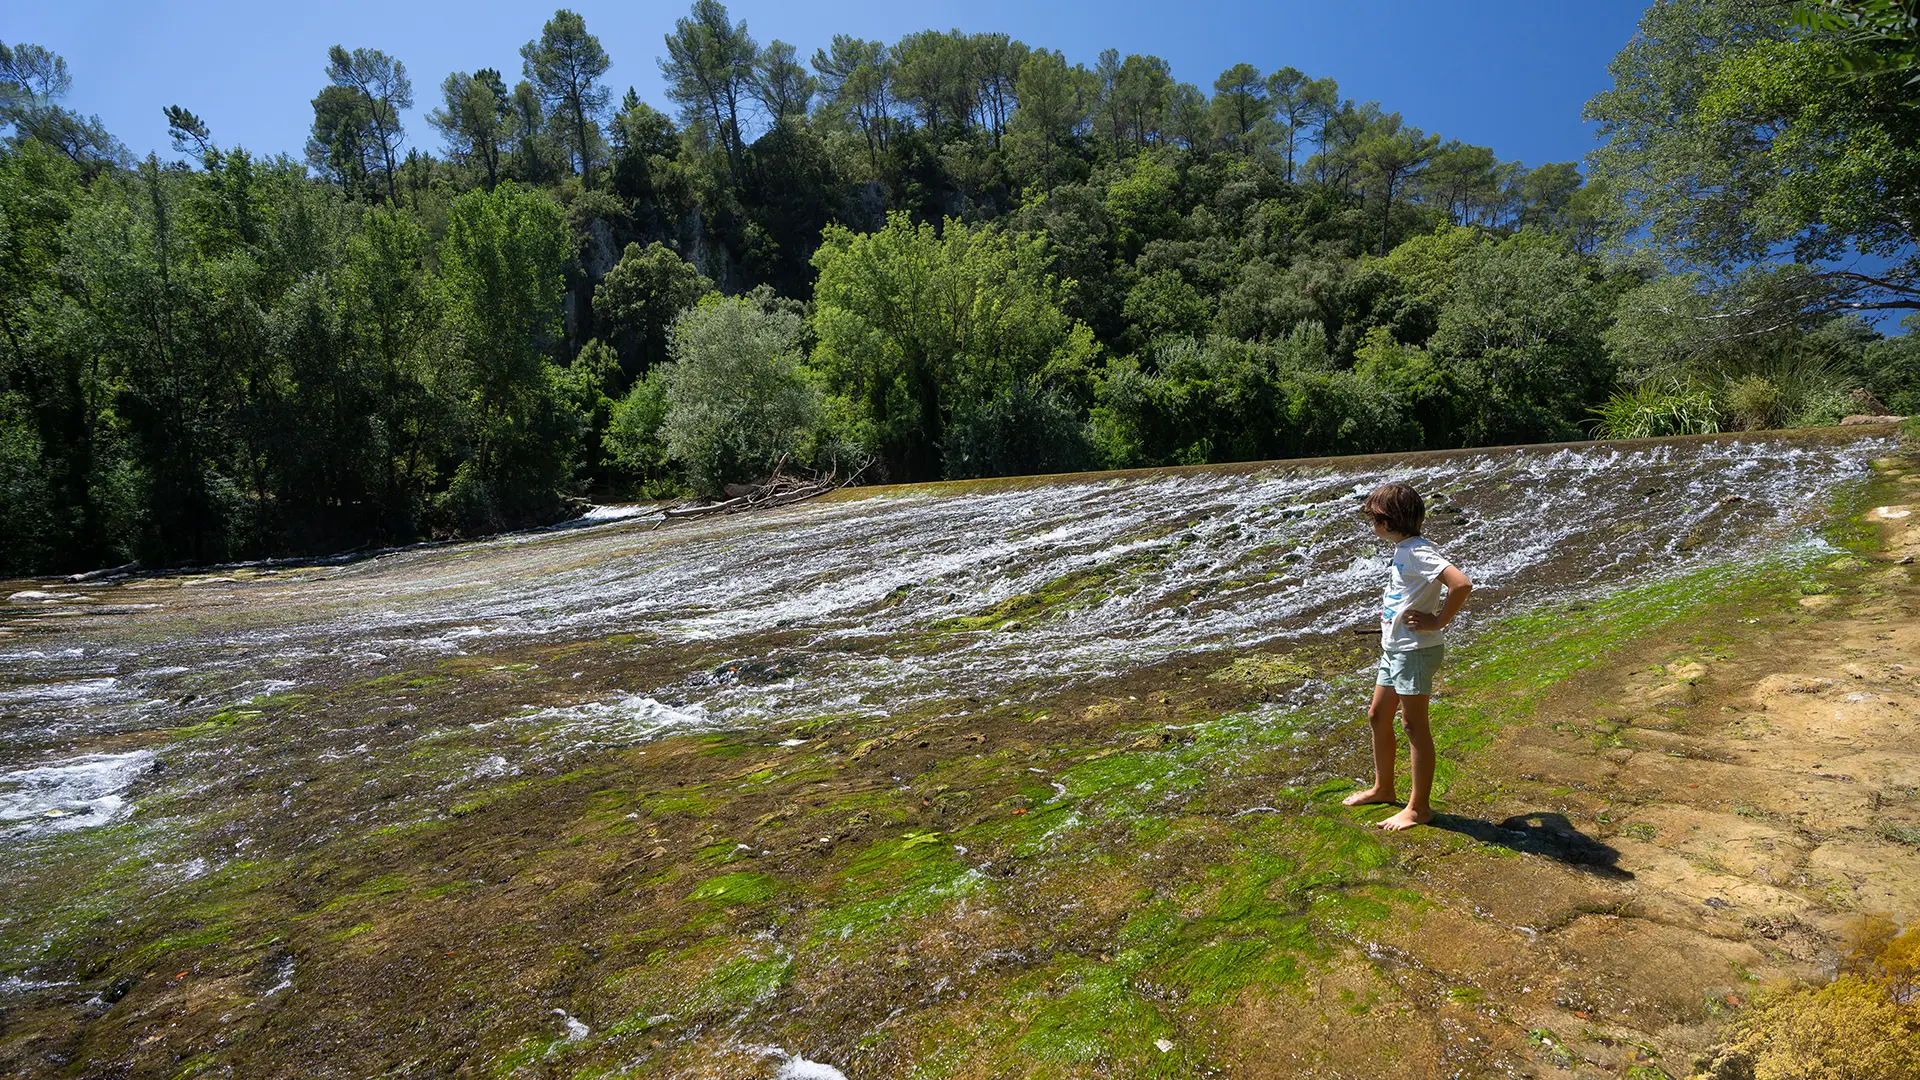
left=1342, top=481, right=1472, bottom=831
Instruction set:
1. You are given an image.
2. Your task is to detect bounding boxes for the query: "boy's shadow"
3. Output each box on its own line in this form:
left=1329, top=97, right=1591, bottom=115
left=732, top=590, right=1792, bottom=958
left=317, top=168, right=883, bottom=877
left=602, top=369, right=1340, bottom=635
left=1426, top=811, right=1634, bottom=880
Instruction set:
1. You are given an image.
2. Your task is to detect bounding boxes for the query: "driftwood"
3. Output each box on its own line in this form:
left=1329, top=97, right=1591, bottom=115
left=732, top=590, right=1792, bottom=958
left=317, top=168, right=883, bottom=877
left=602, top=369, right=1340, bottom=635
left=66, top=560, right=141, bottom=583
left=653, top=458, right=874, bottom=528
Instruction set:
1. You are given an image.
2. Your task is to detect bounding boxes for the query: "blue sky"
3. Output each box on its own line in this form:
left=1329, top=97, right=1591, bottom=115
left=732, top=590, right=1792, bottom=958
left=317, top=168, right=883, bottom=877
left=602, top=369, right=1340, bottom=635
left=11, top=0, right=1651, bottom=168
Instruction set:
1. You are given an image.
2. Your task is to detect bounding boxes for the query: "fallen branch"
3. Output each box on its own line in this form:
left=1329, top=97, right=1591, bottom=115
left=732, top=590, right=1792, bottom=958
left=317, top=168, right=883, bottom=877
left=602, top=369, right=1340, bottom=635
left=651, top=458, right=876, bottom=528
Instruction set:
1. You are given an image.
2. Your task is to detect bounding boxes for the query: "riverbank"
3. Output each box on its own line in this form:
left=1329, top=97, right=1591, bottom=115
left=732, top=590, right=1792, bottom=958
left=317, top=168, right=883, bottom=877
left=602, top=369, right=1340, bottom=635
left=0, top=433, right=1912, bottom=1078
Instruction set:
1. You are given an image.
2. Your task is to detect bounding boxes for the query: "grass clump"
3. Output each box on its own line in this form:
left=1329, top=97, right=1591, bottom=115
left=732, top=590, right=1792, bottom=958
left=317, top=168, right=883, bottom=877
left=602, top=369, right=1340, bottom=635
left=1873, top=821, right=1920, bottom=847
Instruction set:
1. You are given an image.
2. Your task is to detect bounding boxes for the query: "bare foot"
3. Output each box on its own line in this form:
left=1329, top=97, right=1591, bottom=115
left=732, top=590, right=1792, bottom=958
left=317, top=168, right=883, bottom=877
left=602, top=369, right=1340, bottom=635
left=1342, top=785, right=1398, bottom=807
left=1376, top=806, right=1433, bottom=831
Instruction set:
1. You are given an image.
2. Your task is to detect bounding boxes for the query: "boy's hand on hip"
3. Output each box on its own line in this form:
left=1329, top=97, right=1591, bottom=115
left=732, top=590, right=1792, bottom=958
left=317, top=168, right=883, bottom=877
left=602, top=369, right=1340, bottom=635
left=1404, top=610, right=1443, bottom=631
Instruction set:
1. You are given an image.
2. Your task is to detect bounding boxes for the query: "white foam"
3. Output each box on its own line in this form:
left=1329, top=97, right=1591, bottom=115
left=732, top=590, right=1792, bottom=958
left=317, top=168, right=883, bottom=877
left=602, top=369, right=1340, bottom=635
left=0, top=677, right=121, bottom=705
left=777, top=1058, right=848, bottom=1080
left=553, top=1008, right=590, bottom=1041
left=0, top=975, right=75, bottom=995
left=511, top=696, right=714, bottom=749
left=0, top=751, right=153, bottom=838
left=578, top=504, right=655, bottom=523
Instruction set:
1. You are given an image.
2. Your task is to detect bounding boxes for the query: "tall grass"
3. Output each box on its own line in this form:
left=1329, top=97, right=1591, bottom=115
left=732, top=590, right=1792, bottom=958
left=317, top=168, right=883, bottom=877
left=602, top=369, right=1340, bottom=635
left=1588, top=378, right=1720, bottom=439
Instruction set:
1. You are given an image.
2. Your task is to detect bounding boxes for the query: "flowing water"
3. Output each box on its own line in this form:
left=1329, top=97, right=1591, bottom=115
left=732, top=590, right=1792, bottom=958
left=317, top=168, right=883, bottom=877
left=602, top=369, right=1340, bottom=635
left=0, top=434, right=1891, bottom=843
left=0, top=429, right=1900, bottom=1075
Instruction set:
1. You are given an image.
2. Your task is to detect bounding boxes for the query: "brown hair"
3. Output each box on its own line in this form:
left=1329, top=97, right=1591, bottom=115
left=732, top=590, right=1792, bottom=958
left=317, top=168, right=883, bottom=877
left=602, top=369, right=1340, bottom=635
left=1361, top=481, right=1425, bottom=537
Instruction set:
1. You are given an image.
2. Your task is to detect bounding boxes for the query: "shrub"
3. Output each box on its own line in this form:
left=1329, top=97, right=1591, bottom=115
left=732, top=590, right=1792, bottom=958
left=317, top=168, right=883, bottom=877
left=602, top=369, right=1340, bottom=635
left=1690, top=916, right=1920, bottom=1080
left=941, top=382, right=1094, bottom=480
left=658, top=295, right=821, bottom=499
left=1724, top=375, right=1786, bottom=431
left=1589, top=378, right=1719, bottom=439
left=602, top=369, right=682, bottom=499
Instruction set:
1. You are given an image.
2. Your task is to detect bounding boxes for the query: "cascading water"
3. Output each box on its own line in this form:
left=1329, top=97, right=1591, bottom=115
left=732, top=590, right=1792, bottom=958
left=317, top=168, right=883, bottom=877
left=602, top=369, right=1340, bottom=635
left=0, top=433, right=1893, bottom=855
left=0, top=428, right=1907, bottom=1079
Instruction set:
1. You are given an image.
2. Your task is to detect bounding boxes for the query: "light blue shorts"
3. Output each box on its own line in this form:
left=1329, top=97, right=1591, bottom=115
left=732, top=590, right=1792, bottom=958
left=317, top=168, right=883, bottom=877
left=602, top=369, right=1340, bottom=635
left=1377, top=645, right=1445, bottom=697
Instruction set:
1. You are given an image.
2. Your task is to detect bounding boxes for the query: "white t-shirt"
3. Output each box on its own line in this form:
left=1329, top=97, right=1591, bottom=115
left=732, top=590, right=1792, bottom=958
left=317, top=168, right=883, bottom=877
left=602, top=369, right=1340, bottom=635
left=1380, top=536, right=1453, bottom=653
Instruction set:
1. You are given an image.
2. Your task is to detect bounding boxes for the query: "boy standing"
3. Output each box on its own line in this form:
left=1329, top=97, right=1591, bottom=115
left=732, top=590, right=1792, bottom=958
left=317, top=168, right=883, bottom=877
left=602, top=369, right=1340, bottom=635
left=1343, top=481, right=1472, bottom=831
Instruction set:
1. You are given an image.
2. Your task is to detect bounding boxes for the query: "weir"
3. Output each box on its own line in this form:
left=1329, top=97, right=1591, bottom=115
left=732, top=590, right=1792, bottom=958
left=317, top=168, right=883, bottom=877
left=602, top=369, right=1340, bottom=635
left=0, top=426, right=1907, bottom=1077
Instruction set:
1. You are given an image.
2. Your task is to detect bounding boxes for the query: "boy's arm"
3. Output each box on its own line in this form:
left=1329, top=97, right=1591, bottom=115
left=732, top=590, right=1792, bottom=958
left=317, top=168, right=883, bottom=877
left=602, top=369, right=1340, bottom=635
left=1407, top=565, right=1472, bottom=631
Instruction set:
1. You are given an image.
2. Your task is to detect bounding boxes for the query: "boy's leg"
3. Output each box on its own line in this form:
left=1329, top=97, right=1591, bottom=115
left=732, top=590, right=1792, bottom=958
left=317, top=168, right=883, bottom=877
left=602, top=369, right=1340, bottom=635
left=1343, top=683, right=1401, bottom=807
left=1379, top=693, right=1435, bottom=830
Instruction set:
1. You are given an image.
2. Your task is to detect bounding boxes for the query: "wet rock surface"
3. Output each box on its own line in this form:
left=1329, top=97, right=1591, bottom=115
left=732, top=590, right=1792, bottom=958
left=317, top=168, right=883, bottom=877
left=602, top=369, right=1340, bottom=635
left=0, top=430, right=1913, bottom=1078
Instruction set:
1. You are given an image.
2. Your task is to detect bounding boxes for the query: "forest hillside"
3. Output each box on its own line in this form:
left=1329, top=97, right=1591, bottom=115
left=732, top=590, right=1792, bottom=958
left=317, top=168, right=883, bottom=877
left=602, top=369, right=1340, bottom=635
left=1, top=0, right=1916, bottom=574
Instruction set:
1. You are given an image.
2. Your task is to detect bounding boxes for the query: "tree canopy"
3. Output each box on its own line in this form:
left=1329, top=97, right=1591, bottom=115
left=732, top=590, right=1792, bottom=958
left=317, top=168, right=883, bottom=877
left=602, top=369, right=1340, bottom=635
left=0, top=1, right=1913, bottom=575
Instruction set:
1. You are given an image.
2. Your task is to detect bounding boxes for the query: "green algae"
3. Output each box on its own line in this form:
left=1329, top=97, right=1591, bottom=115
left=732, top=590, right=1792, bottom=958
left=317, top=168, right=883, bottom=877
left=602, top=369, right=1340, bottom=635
left=1013, top=961, right=1179, bottom=1068
left=1209, top=652, right=1313, bottom=691
left=932, top=566, right=1123, bottom=632
left=319, top=872, right=412, bottom=913
left=450, top=780, right=533, bottom=817
left=173, top=689, right=314, bottom=737
left=688, top=871, right=780, bottom=905
left=642, top=791, right=717, bottom=816
left=806, top=830, right=980, bottom=945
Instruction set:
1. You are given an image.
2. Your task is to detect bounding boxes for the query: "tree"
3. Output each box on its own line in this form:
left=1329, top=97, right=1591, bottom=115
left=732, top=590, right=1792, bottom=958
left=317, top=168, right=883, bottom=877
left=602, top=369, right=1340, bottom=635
left=1426, top=231, right=1612, bottom=443
left=162, top=106, right=213, bottom=157
left=658, top=294, right=820, bottom=497
left=1211, top=63, right=1268, bottom=152
left=1108, top=53, right=1173, bottom=148
left=811, top=36, right=894, bottom=172
left=1166, top=83, right=1212, bottom=152
left=971, top=32, right=1029, bottom=146
left=754, top=40, right=814, bottom=125
left=1356, top=111, right=1440, bottom=255
left=434, top=183, right=577, bottom=525
left=1586, top=0, right=1920, bottom=324
left=0, top=41, right=123, bottom=174
left=1421, top=141, right=1506, bottom=226
left=893, top=30, right=976, bottom=133
left=811, top=213, right=1098, bottom=481
left=1518, top=162, right=1581, bottom=230
left=428, top=69, right=512, bottom=189
left=319, top=46, right=412, bottom=202
left=608, top=89, right=677, bottom=198
left=661, top=0, right=759, bottom=187
left=1309, top=98, right=1369, bottom=190
left=1007, top=49, right=1093, bottom=185
left=521, top=10, right=611, bottom=188
left=1267, top=67, right=1337, bottom=183
left=508, top=80, right=561, bottom=183
left=592, top=242, right=715, bottom=374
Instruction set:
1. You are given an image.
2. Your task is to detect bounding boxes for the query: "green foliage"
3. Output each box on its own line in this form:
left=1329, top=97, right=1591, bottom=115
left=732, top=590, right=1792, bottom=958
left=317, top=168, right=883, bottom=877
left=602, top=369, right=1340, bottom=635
left=1586, top=1, right=1920, bottom=323
left=591, top=241, right=714, bottom=374
left=2, top=13, right=1913, bottom=574
left=1864, top=331, right=1920, bottom=413
left=811, top=213, right=1096, bottom=481
left=940, top=382, right=1094, bottom=480
left=433, top=182, right=579, bottom=530
left=1793, top=0, right=1920, bottom=84
left=1588, top=379, right=1720, bottom=440
left=603, top=369, right=680, bottom=496
left=658, top=293, right=821, bottom=497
